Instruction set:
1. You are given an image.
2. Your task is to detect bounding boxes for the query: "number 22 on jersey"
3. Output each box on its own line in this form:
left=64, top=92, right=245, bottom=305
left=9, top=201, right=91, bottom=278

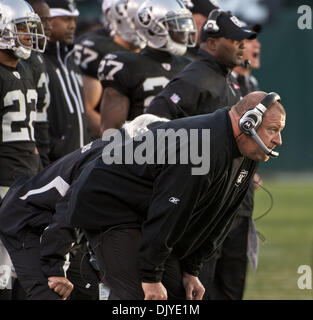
left=2, top=89, right=37, bottom=142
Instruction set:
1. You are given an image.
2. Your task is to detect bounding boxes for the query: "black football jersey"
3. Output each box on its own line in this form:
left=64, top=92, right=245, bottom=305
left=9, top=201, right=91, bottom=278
left=98, top=47, right=191, bottom=120
left=0, top=61, right=41, bottom=186
left=74, top=28, right=127, bottom=79
left=25, top=52, right=51, bottom=167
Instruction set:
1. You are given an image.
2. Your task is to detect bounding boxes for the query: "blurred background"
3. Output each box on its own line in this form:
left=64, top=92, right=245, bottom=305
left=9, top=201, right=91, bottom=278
left=74, top=0, right=313, bottom=300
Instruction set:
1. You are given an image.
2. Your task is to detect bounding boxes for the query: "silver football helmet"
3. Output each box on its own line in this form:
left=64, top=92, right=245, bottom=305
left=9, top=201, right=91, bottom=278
left=0, top=0, right=46, bottom=59
left=102, top=0, right=113, bottom=28
left=181, top=0, right=194, bottom=9
left=134, top=0, right=197, bottom=56
left=109, top=0, right=145, bottom=47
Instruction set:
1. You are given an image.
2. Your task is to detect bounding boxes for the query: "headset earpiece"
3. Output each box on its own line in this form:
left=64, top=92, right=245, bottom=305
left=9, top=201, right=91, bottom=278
left=238, top=92, right=281, bottom=158
left=239, top=110, right=262, bottom=135
left=239, top=92, right=281, bottom=135
left=203, top=9, right=224, bottom=33
left=239, top=115, right=257, bottom=135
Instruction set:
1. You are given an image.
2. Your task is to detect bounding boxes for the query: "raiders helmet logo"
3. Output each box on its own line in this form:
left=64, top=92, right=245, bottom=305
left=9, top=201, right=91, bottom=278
left=138, top=7, right=152, bottom=26
left=116, top=2, right=127, bottom=17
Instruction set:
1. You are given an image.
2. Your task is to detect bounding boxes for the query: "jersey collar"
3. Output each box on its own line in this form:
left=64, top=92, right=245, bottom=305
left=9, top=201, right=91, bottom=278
left=141, top=46, right=173, bottom=63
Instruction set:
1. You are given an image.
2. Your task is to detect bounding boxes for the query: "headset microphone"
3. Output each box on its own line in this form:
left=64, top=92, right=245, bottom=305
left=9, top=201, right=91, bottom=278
left=250, top=128, right=279, bottom=158
left=240, top=59, right=251, bottom=69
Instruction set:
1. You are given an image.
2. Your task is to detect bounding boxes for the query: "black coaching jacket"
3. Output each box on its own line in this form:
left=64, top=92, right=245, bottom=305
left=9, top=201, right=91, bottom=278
left=67, top=108, right=257, bottom=282
left=146, top=48, right=242, bottom=119
left=44, top=41, right=90, bottom=161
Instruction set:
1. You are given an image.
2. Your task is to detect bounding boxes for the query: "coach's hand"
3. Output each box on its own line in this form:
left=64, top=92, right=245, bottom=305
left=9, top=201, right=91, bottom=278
left=142, top=282, right=167, bottom=300
left=182, top=272, right=205, bottom=300
left=48, top=276, right=74, bottom=300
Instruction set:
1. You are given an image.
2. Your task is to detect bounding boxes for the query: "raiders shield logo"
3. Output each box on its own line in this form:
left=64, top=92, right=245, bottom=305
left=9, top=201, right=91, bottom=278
left=230, top=16, right=242, bottom=28
left=138, top=7, right=152, bottom=26
left=116, top=2, right=127, bottom=16
left=235, top=169, right=248, bottom=186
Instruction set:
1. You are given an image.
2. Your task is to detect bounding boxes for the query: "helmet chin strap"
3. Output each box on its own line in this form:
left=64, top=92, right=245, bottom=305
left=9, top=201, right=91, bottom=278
left=12, top=46, right=31, bottom=60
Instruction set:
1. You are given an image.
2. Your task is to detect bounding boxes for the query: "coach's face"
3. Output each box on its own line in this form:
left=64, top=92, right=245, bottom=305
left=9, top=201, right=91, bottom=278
left=239, top=106, right=285, bottom=162
left=49, top=16, right=77, bottom=45
left=215, top=37, right=245, bottom=69
left=243, top=38, right=261, bottom=69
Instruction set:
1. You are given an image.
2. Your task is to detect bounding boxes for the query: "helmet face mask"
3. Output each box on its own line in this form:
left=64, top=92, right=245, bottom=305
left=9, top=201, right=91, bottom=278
left=166, top=15, right=197, bottom=46
left=0, top=0, right=46, bottom=59
left=135, top=0, right=197, bottom=56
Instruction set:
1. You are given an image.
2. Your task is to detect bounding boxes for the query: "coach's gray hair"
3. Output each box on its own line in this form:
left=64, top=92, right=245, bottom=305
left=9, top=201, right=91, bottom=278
left=122, top=114, right=169, bottom=138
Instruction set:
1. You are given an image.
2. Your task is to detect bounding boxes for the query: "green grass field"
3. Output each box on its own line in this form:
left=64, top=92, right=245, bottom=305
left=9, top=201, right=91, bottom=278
left=243, top=180, right=313, bottom=300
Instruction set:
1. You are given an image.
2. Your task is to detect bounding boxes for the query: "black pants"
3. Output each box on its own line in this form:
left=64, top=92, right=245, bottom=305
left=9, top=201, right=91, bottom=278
left=199, top=216, right=249, bottom=300
left=88, top=228, right=186, bottom=300
left=3, top=235, right=101, bottom=300
left=2, top=234, right=61, bottom=300
left=67, top=240, right=100, bottom=300
left=0, top=279, right=27, bottom=300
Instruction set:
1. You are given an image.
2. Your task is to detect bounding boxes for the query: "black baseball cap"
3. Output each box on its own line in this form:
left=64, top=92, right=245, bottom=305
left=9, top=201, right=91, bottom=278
left=187, top=0, right=219, bottom=16
left=200, top=11, right=257, bottom=42
left=46, top=0, right=79, bottom=17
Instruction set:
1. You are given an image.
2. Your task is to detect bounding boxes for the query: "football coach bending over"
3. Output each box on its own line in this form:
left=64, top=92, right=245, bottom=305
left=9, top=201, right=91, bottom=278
left=66, top=91, right=286, bottom=300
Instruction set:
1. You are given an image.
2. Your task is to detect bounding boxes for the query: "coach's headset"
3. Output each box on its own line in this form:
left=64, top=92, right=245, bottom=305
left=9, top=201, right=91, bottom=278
left=238, top=92, right=281, bottom=158
left=203, top=9, right=250, bottom=69
left=202, top=8, right=225, bottom=33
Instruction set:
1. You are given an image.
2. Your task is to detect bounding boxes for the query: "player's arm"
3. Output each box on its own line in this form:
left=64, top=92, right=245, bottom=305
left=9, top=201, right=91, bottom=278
left=73, top=41, right=104, bottom=137
left=82, top=74, right=102, bottom=137
left=140, top=164, right=206, bottom=299
left=40, top=194, right=77, bottom=299
left=98, top=54, right=131, bottom=133
left=100, top=87, right=130, bottom=133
